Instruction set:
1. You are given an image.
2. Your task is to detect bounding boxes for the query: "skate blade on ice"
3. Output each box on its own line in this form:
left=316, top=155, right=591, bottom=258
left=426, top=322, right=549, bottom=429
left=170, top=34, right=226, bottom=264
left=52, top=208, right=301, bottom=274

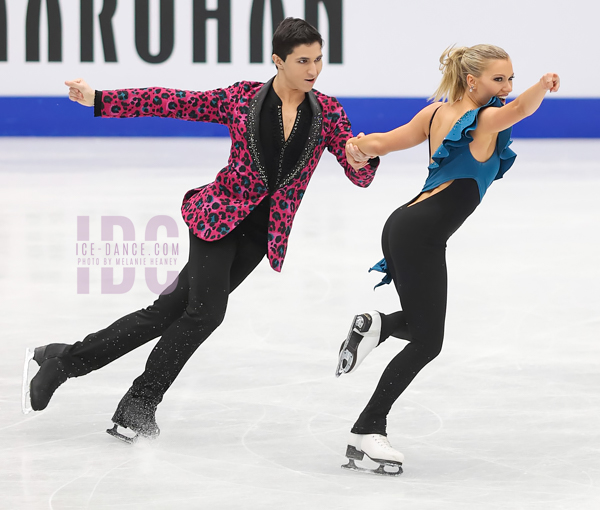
left=341, top=444, right=403, bottom=476
left=106, top=425, right=139, bottom=445
left=341, top=458, right=402, bottom=476
left=21, top=348, right=35, bottom=414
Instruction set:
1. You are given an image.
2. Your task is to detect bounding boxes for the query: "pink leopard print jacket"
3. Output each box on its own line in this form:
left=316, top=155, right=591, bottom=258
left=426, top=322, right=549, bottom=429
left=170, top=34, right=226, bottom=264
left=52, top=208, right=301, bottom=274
left=96, top=78, right=379, bottom=271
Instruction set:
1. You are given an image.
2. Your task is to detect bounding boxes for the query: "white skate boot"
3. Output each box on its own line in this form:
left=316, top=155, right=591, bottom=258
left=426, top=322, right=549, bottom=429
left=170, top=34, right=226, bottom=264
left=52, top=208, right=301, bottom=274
left=335, top=311, right=382, bottom=377
left=342, top=433, right=403, bottom=476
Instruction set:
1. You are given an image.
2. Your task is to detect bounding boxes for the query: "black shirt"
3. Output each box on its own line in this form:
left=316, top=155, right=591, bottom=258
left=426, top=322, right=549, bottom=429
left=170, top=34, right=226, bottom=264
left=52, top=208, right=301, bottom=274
left=248, top=83, right=312, bottom=233
left=260, top=83, right=312, bottom=192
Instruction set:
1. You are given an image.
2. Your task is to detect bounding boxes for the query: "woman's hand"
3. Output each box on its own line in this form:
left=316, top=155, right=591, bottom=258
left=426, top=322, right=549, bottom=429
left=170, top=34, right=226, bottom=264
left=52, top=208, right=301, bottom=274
left=65, top=78, right=95, bottom=106
left=540, top=73, right=560, bottom=93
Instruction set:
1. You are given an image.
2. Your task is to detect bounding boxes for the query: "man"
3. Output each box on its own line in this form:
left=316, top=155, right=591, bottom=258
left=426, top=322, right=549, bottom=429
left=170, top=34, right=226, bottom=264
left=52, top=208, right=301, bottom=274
left=24, top=18, right=378, bottom=443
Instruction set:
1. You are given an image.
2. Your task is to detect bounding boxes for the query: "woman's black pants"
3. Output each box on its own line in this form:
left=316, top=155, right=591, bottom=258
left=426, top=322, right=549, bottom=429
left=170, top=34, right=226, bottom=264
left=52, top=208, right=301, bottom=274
left=352, top=179, right=480, bottom=435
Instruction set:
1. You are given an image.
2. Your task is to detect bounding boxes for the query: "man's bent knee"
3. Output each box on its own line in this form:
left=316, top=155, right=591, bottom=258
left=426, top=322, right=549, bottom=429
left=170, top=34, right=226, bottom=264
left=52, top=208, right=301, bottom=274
left=184, top=306, right=226, bottom=333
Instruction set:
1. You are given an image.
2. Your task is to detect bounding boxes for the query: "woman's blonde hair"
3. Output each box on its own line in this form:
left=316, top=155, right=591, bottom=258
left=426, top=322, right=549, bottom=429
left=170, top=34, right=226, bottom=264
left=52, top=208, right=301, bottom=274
left=431, top=44, right=510, bottom=103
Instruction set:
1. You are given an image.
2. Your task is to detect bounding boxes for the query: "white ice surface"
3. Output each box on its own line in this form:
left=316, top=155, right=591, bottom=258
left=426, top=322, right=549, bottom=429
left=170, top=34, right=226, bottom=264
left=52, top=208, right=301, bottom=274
left=1, top=138, right=599, bottom=509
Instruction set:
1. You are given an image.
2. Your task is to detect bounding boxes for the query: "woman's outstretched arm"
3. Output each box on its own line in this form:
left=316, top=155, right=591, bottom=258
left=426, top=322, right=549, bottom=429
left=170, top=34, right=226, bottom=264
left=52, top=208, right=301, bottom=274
left=345, top=103, right=440, bottom=159
left=477, top=73, right=560, bottom=134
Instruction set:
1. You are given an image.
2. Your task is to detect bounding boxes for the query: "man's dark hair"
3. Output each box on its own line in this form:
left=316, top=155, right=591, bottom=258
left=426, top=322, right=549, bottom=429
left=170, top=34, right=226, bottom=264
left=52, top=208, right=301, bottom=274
left=272, top=18, right=323, bottom=61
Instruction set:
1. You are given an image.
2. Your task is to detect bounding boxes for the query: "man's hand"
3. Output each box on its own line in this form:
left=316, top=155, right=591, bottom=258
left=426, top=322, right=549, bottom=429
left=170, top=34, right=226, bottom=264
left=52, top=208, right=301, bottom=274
left=346, top=133, right=373, bottom=170
left=65, top=78, right=95, bottom=107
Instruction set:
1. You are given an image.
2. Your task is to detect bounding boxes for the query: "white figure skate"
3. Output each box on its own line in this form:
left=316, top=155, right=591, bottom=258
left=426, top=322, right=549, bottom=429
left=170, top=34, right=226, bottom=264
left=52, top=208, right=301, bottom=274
left=342, top=433, right=403, bottom=476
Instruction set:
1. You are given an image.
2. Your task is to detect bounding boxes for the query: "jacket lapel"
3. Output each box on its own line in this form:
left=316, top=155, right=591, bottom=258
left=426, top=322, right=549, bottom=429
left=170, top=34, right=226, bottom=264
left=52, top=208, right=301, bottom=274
left=246, top=77, right=274, bottom=188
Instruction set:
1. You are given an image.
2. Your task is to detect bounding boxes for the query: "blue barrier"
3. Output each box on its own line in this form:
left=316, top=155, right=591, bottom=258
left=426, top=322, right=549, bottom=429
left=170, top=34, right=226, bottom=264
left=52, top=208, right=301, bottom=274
left=0, top=96, right=597, bottom=137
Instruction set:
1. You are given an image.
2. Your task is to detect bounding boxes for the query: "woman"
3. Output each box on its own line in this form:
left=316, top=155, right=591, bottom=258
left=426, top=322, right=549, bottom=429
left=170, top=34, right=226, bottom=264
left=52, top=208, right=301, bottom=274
left=22, top=17, right=379, bottom=443
left=336, top=45, right=560, bottom=475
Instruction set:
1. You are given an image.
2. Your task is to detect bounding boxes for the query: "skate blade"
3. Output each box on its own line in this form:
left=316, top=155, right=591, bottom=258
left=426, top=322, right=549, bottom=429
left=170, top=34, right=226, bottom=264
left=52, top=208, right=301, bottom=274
left=335, top=315, right=364, bottom=377
left=106, top=425, right=139, bottom=445
left=341, top=458, right=403, bottom=476
left=335, top=348, right=354, bottom=377
left=21, top=348, right=35, bottom=415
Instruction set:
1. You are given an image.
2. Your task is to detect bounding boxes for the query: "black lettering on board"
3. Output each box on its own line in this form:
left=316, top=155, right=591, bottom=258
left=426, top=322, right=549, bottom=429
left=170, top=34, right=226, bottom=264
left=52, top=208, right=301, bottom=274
left=305, top=0, right=342, bottom=63
left=193, top=0, right=231, bottom=63
left=0, top=0, right=6, bottom=61
left=26, top=0, right=62, bottom=62
left=81, top=0, right=118, bottom=62
left=249, top=0, right=285, bottom=63
left=135, top=0, right=175, bottom=64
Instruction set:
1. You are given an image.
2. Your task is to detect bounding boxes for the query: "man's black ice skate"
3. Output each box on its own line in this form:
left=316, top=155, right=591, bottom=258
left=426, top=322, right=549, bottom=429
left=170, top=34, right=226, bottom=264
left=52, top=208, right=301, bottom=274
left=107, top=390, right=160, bottom=444
left=341, top=433, right=403, bottom=476
left=22, top=344, right=71, bottom=414
left=335, top=311, right=382, bottom=377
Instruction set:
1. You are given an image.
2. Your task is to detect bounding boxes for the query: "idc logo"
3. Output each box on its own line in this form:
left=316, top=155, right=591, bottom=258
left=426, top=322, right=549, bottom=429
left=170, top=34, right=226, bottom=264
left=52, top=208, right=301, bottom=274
left=76, top=215, right=180, bottom=294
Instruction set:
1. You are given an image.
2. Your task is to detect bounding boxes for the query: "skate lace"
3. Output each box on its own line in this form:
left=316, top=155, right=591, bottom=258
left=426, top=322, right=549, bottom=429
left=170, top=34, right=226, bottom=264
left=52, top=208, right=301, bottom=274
left=374, top=435, right=395, bottom=452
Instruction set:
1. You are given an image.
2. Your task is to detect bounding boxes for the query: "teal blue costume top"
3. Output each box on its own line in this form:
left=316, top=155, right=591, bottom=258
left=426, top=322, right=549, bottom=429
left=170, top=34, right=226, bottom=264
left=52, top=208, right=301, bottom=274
left=370, top=96, right=517, bottom=287
left=423, top=96, right=517, bottom=201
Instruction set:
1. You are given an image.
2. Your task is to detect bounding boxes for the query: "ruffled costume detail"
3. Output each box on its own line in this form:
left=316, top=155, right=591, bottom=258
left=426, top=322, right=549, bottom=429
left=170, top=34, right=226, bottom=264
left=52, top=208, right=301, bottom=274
left=369, top=258, right=392, bottom=289
left=428, top=96, right=516, bottom=185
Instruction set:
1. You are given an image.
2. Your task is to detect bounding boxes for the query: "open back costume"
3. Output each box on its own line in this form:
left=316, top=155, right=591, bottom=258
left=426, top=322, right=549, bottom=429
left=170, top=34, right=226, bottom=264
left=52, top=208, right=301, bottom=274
left=30, top=78, right=379, bottom=432
left=352, top=97, right=516, bottom=435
